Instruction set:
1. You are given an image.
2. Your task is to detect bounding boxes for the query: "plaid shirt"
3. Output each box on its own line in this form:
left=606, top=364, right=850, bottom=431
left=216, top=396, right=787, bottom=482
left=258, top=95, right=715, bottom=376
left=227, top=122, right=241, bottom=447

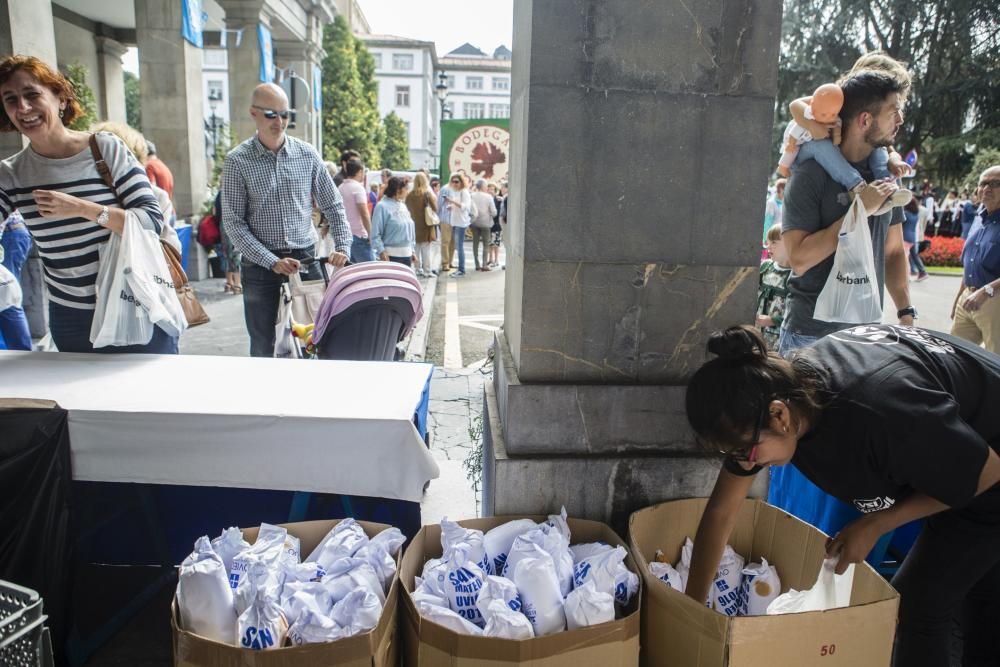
left=221, top=134, right=351, bottom=269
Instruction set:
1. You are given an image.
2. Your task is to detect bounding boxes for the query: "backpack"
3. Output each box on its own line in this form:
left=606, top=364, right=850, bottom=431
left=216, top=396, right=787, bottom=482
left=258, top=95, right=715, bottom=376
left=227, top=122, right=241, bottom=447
left=198, top=214, right=221, bottom=247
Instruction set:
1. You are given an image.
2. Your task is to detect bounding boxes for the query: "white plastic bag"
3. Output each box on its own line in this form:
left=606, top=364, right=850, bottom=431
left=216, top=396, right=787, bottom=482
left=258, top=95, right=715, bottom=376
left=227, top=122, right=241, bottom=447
left=176, top=536, right=237, bottom=644
left=649, top=562, right=684, bottom=592
left=766, top=558, right=854, bottom=615
left=484, top=519, right=537, bottom=575
left=0, top=264, right=22, bottom=311
left=211, top=527, right=249, bottom=575
left=441, top=544, right=487, bottom=627
left=502, top=529, right=574, bottom=597
left=90, top=223, right=154, bottom=347
left=482, top=599, right=535, bottom=639
left=540, top=507, right=571, bottom=543
left=475, top=575, right=522, bottom=623
left=237, top=588, right=288, bottom=650
left=711, top=545, right=745, bottom=616
left=813, top=197, right=883, bottom=323
left=572, top=545, right=639, bottom=606
left=287, top=608, right=347, bottom=645
left=570, top=542, right=613, bottom=563
left=229, top=524, right=288, bottom=591
left=441, top=519, right=491, bottom=574
left=234, top=558, right=283, bottom=616
left=512, top=556, right=566, bottom=636
left=355, top=527, right=405, bottom=592
left=416, top=600, right=484, bottom=636
left=321, top=558, right=386, bottom=604
left=739, top=559, right=781, bottom=616
left=501, top=537, right=551, bottom=582
left=281, top=583, right=334, bottom=627
left=330, top=588, right=382, bottom=636
left=306, top=518, right=369, bottom=569
left=564, top=580, right=615, bottom=630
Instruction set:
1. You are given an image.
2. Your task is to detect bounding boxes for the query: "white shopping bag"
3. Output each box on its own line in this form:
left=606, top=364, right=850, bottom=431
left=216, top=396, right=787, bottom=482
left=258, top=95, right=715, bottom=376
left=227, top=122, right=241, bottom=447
left=91, top=211, right=187, bottom=347
left=814, top=198, right=883, bottom=323
left=766, top=557, right=854, bottom=615
left=0, top=264, right=22, bottom=311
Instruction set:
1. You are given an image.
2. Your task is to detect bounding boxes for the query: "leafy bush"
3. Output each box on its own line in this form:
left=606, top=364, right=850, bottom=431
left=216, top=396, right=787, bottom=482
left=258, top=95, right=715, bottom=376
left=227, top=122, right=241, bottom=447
left=920, top=236, right=964, bottom=267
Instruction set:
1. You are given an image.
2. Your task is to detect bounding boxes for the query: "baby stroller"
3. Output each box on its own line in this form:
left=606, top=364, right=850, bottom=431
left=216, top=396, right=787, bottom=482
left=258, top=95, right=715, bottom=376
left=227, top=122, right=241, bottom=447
left=309, top=261, right=423, bottom=361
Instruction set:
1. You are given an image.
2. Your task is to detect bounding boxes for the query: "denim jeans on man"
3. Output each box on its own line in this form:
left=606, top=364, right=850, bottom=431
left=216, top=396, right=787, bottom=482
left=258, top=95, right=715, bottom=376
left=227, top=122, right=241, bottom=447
left=451, top=226, right=468, bottom=273
left=242, top=247, right=321, bottom=357
left=351, top=235, right=374, bottom=263
left=796, top=140, right=891, bottom=191
left=48, top=302, right=178, bottom=354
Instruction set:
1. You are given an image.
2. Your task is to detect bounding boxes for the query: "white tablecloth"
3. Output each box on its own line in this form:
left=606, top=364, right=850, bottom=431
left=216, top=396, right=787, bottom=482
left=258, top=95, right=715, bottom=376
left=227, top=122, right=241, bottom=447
left=0, top=351, right=439, bottom=502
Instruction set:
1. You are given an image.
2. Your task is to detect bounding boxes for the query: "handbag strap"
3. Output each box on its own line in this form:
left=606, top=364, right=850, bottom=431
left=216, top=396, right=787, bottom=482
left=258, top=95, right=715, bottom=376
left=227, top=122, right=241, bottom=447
left=89, top=134, right=120, bottom=204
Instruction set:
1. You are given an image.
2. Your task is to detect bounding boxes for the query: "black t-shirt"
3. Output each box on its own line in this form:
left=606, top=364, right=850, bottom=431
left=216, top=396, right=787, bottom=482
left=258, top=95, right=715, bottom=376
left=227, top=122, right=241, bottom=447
left=727, top=325, right=1000, bottom=524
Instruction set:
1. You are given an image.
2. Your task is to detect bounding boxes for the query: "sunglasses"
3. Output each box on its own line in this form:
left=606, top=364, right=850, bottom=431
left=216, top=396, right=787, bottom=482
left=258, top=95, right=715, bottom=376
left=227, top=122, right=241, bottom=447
left=723, top=402, right=770, bottom=463
left=979, top=180, right=1000, bottom=190
left=253, top=105, right=293, bottom=120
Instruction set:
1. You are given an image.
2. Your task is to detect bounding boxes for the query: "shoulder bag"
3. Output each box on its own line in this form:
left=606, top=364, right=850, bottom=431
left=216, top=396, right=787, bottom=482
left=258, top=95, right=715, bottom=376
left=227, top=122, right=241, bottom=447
left=89, top=134, right=210, bottom=327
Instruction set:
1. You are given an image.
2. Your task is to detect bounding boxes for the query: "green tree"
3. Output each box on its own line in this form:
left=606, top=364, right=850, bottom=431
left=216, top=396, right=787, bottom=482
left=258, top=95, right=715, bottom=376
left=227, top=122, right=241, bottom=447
left=960, top=147, right=1000, bottom=192
left=124, top=70, right=141, bottom=131
left=63, top=63, right=97, bottom=131
left=774, top=0, right=999, bottom=186
left=320, top=15, right=383, bottom=166
left=380, top=112, right=411, bottom=169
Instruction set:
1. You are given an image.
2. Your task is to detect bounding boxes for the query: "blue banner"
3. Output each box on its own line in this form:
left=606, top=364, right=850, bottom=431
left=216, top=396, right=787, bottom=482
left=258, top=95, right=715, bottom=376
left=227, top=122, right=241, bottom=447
left=257, top=24, right=273, bottom=83
left=181, top=0, right=204, bottom=48
left=312, top=65, right=322, bottom=111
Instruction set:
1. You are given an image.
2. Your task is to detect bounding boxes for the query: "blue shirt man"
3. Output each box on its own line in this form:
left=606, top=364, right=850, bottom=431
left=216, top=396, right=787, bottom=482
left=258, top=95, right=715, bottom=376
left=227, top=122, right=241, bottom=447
left=951, top=165, right=1000, bottom=354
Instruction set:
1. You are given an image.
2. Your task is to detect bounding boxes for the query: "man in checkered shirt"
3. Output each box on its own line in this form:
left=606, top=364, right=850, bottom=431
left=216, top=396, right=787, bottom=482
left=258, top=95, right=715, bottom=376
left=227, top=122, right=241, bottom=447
left=222, top=83, right=351, bottom=357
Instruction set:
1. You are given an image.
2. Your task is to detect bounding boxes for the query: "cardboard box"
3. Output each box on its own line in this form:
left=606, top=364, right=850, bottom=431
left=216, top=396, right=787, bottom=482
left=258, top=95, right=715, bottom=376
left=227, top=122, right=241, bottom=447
left=172, top=519, right=399, bottom=667
left=628, top=499, right=900, bottom=667
left=400, top=515, right=640, bottom=666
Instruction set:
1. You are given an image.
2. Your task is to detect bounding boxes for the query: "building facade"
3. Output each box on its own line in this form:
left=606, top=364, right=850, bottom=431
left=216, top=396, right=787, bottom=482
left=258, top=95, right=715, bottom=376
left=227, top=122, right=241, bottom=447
left=438, top=44, right=511, bottom=121
left=358, top=34, right=439, bottom=171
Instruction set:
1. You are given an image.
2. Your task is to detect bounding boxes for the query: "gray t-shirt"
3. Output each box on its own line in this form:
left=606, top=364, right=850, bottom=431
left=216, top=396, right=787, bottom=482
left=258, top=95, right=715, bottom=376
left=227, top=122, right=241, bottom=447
left=782, top=159, right=902, bottom=338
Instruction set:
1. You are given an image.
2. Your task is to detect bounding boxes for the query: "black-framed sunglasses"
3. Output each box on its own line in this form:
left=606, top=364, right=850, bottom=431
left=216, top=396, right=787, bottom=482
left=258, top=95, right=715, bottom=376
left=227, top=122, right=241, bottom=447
left=252, top=105, right=293, bottom=120
left=723, top=401, right=770, bottom=463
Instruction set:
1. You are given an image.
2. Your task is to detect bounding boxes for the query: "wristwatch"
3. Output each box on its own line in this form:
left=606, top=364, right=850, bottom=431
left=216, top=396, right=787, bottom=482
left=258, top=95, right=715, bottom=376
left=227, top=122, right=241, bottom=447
left=897, top=306, right=918, bottom=320
left=986, top=285, right=996, bottom=298
left=96, top=205, right=110, bottom=227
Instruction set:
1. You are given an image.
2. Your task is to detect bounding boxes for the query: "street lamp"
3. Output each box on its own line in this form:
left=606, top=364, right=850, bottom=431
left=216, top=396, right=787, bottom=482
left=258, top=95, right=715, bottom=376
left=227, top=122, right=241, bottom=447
left=435, top=71, right=449, bottom=120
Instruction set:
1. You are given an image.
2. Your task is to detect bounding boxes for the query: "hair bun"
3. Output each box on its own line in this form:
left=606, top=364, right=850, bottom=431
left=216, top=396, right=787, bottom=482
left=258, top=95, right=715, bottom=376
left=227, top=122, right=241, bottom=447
left=707, top=326, right=768, bottom=362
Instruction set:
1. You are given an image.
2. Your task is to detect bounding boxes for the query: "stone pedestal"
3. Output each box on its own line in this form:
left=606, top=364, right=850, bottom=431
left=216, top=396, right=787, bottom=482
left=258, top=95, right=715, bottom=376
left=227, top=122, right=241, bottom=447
left=484, top=0, right=782, bottom=527
left=134, top=0, right=207, bottom=220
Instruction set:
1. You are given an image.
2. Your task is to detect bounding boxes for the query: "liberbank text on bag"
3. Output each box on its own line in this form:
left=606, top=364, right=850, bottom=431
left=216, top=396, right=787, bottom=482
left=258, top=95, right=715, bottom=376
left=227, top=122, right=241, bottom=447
left=813, top=197, right=883, bottom=324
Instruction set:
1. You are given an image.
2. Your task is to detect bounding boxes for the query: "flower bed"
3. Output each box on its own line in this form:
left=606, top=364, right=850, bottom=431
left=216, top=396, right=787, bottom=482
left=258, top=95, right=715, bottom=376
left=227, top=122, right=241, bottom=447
left=920, top=236, right=964, bottom=267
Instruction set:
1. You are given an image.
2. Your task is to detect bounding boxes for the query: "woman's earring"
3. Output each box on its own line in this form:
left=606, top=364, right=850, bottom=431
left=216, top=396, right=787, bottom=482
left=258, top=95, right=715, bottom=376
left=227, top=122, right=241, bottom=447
left=58, top=108, right=64, bottom=118
left=783, top=425, right=788, bottom=433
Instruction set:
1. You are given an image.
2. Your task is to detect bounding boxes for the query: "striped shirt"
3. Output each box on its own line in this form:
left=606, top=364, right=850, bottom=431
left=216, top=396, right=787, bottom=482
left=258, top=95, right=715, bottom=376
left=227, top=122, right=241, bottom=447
left=221, top=134, right=351, bottom=269
left=0, top=132, right=163, bottom=310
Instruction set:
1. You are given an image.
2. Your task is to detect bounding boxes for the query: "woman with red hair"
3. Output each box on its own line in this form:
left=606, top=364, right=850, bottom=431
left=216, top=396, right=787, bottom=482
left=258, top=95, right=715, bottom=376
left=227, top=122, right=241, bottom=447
left=0, top=55, right=173, bottom=353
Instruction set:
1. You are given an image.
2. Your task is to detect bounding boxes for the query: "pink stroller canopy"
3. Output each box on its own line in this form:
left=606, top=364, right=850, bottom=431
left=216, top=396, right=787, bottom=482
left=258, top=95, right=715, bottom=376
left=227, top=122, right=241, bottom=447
left=313, top=263, right=423, bottom=343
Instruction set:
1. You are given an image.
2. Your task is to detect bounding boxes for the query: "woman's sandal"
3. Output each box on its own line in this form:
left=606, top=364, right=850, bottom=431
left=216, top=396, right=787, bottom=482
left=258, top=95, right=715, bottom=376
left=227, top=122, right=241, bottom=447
left=232, top=285, right=243, bottom=295
left=223, top=283, right=233, bottom=294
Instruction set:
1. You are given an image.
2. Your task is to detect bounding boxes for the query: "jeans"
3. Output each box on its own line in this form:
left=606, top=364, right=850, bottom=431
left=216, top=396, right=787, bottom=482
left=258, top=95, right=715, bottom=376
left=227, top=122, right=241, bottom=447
left=242, top=247, right=320, bottom=358
left=796, top=141, right=891, bottom=191
left=0, top=306, right=31, bottom=350
left=48, top=301, right=178, bottom=354
left=451, top=226, right=468, bottom=273
left=890, top=512, right=1000, bottom=666
left=776, top=325, right=820, bottom=358
left=0, top=223, right=32, bottom=281
left=350, top=235, right=374, bottom=264
left=908, top=243, right=927, bottom=276
left=471, top=227, right=490, bottom=268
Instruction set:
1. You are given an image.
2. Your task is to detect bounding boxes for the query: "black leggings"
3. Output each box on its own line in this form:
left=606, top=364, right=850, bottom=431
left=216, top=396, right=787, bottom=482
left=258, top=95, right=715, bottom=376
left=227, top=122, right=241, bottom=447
left=891, top=511, right=1000, bottom=666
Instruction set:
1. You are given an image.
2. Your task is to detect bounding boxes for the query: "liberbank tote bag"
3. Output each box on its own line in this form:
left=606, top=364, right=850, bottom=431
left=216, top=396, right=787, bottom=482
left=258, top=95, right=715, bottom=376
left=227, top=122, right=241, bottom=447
left=813, top=197, right=883, bottom=323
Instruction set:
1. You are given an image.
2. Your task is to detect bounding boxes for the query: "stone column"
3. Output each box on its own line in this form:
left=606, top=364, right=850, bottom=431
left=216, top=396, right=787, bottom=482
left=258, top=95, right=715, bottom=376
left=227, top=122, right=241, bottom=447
left=95, top=36, right=128, bottom=124
left=219, top=0, right=268, bottom=145
left=0, top=0, right=57, bottom=335
left=485, top=0, right=781, bottom=532
left=134, top=0, right=207, bottom=224
left=0, top=0, right=57, bottom=157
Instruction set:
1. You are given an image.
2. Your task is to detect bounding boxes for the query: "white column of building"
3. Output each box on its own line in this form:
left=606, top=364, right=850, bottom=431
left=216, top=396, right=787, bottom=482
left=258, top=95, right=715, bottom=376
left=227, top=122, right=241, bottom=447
left=134, top=0, right=207, bottom=223
left=219, top=0, right=268, bottom=146
left=0, top=0, right=57, bottom=157
left=95, top=36, right=128, bottom=124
